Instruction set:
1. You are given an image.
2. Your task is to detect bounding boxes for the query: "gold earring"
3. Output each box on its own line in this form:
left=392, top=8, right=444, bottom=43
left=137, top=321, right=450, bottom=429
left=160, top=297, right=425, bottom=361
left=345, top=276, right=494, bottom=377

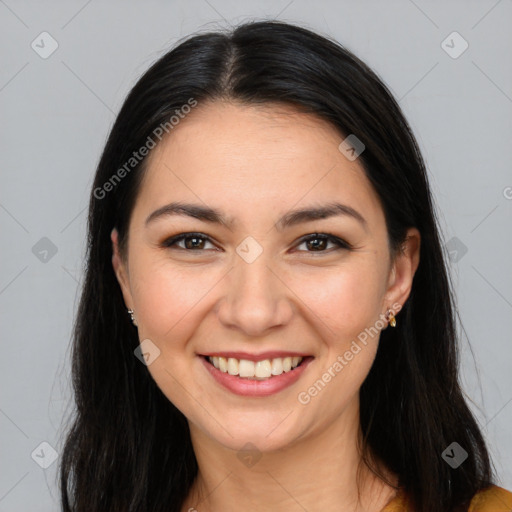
left=386, top=309, right=396, bottom=328
left=127, top=308, right=138, bottom=327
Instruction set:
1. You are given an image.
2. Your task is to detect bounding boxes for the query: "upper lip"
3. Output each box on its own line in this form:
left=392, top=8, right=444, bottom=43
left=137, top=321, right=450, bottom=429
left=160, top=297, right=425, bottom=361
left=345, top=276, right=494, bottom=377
left=200, top=351, right=312, bottom=362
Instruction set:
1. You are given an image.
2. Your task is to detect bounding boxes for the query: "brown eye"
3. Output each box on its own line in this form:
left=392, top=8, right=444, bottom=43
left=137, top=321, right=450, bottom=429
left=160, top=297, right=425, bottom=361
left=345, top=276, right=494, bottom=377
left=295, top=234, right=350, bottom=253
left=162, top=233, right=216, bottom=251
left=183, top=236, right=206, bottom=249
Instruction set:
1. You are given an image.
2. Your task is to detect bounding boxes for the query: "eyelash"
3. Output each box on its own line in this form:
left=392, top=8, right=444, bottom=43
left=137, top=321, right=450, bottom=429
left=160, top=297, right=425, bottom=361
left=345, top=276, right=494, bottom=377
left=160, top=232, right=352, bottom=254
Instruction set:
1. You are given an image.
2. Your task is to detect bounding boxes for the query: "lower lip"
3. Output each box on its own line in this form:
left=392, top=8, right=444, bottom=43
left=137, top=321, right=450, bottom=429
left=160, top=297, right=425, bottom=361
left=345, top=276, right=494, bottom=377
left=200, top=356, right=314, bottom=397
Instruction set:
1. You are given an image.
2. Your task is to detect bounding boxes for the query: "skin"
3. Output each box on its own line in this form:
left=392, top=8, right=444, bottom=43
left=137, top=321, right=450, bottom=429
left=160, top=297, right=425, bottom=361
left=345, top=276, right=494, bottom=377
left=112, top=100, right=420, bottom=512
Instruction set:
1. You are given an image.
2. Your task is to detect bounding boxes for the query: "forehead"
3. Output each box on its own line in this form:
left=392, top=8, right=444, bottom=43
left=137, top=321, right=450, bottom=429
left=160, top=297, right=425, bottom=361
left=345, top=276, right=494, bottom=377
left=135, top=100, right=384, bottom=228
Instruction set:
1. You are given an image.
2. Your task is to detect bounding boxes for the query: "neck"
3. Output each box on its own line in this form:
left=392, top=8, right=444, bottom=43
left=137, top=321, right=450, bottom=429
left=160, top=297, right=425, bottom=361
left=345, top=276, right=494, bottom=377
left=182, top=397, right=398, bottom=512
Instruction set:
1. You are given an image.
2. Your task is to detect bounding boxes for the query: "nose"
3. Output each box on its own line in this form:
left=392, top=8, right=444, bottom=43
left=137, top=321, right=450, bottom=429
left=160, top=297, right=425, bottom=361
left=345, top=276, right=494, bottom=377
left=216, top=253, right=293, bottom=337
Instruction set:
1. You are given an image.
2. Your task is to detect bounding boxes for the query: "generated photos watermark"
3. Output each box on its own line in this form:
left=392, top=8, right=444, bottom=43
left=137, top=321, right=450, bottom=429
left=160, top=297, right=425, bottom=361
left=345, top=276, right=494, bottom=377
left=94, top=97, right=198, bottom=200
left=297, top=302, right=402, bottom=405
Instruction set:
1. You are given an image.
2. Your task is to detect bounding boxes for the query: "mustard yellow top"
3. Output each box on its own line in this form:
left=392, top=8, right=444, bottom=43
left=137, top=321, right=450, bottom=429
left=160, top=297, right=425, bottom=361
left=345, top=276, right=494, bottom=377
left=381, top=484, right=512, bottom=511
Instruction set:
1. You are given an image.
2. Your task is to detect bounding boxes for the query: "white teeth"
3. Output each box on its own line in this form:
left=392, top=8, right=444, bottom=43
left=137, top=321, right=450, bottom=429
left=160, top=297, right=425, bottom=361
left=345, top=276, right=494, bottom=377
left=271, top=358, right=283, bottom=375
left=239, top=359, right=255, bottom=377
left=227, top=357, right=238, bottom=375
left=255, top=360, right=272, bottom=378
left=208, top=355, right=304, bottom=378
left=218, top=356, right=228, bottom=373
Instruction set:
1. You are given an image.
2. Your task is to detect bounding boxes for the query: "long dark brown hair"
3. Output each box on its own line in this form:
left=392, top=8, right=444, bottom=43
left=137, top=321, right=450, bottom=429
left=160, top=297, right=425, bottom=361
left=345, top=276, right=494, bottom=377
left=59, top=20, right=493, bottom=511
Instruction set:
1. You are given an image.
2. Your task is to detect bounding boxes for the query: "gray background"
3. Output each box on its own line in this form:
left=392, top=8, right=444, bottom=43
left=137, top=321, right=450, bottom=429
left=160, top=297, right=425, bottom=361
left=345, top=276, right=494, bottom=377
left=1, top=0, right=511, bottom=509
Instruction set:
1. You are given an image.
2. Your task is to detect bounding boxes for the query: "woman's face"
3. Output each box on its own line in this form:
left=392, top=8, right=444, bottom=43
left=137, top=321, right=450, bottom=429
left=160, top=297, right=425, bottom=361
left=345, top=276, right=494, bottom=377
left=112, top=101, right=419, bottom=453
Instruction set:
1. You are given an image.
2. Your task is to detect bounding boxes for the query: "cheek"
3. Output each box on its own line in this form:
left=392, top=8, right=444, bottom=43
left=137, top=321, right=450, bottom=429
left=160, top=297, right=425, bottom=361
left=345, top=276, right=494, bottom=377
left=129, top=254, right=222, bottom=345
left=287, top=258, right=385, bottom=342
left=128, top=256, right=222, bottom=414
left=288, top=262, right=385, bottom=418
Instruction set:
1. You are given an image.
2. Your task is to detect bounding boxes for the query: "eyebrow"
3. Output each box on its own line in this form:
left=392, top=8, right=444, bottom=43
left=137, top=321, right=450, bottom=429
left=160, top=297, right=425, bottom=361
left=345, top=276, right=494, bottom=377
left=145, top=201, right=368, bottom=232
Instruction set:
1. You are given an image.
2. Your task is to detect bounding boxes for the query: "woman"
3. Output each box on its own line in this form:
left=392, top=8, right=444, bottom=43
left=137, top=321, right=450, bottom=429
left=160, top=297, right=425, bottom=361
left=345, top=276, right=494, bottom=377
left=59, top=20, right=512, bottom=511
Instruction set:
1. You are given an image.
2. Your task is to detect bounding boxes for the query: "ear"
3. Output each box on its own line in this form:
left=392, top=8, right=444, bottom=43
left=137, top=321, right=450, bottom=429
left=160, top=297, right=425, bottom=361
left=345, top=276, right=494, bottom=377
left=111, top=228, right=134, bottom=309
left=383, top=227, right=421, bottom=315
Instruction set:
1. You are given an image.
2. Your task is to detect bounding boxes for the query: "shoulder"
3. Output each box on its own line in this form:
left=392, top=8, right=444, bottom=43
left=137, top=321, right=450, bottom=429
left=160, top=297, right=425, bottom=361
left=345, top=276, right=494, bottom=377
left=381, top=484, right=512, bottom=511
left=468, top=485, right=512, bottom=511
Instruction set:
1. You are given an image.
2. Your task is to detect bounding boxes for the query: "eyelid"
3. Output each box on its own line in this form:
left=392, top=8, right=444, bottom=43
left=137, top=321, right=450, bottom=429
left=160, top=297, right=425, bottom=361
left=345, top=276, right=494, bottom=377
left=161, top=232, right=352, bottom=253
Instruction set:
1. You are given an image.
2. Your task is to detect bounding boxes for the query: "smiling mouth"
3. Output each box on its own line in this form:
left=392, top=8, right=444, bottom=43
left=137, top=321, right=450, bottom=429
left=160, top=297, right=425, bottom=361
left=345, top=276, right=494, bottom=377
left=204, top=355, right=310, bottom=380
